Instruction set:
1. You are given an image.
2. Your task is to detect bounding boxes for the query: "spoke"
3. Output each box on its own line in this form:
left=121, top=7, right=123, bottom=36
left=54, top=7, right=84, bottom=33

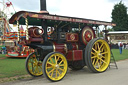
left=37, top=66, right=40, bottom=73
left=50, top=58, right=54, bottom=63
left=99, top=43, right=104, bottom=49
left=97, top=43, right=100, bottom=51
left=95, top=44, right=97, bottom=50
left=29, top=59, right=34, bottom=63
left=94, top=59, right=99, bottom=66
left=57, top=70, right=61, bottom=76
left=59, top=68, right=64, bottom=72
left=91, top=52, right=95, bottom=55
left=47, top=62, right=55, bottom=66
left=56, top=56, right=60, bottom=62
left=91, top=56, right=97, bottom=59
left=92, top=48, right=97, bottom=53
left=47, top=66, right=53, bottom=69
left=100, top=59, right=108, bottom=65
left=101, top=51, right=108, bottom=55
left=101, top=56, right=105, bottom=58
left=34, top=66, right=38, bottom=73
left=32, top=55, right=37, bottom=62
left=59, top=64, right=65, bottom=67
left=101, top=47, right=104, bottom=52
left=59, top=60, right=63, bottom=65
left=98, top=62, right=101, bottom=69
left=99, top=59, right=102, bottom=66
left=55, top=56, right=57, bottom=64
left=56, top=69, right=58, bottom=78
left=39, top=65, right=42, bottom=70
left=28, top=65, right=32, bottom=68
left=51, top=70, right=54, bottom=77
left=92, top=58, right=96, bottom=65
left=48, top=68, right=55, bottom=74
left=33, top=67, right=36, bottom=73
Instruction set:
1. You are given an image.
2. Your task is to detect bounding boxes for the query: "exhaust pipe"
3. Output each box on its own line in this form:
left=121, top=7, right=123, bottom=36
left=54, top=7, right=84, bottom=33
left=40, top=0, right=47, bottom=11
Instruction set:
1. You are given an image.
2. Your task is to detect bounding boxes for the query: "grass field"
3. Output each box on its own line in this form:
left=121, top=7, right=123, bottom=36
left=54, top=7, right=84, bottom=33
left=0, top=56, right=27, bottom=78
left=0, top=49, right=128, bottom=79
left=111, top=49, right=128, bottom=61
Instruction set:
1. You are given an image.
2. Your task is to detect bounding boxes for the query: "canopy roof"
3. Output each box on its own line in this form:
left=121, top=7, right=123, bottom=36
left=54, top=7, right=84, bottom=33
left=9, top=11, right=116, bottom=27
left=108, top=31, right=128, bottom=34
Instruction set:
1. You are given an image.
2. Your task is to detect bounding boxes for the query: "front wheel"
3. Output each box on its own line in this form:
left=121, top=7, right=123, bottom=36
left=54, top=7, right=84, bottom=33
left=42, top=52, right=68, bottom=82
left=85, top=38, right=111, bottom=73
left=25, top=52, right=43, bottom=77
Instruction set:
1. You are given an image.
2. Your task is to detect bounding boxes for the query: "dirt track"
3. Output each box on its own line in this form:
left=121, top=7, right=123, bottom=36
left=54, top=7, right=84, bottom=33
left=1, top=59, right=128, bottom=85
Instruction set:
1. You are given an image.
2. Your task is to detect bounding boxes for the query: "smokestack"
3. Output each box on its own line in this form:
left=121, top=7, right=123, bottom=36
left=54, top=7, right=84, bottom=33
left=40, top=0, right=48, bottom=42
left=40, top=0, right=47, bottom=11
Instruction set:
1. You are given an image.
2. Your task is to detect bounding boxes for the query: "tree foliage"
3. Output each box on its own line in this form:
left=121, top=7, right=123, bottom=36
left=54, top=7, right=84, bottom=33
left=111, top=1, right=128, bottom=31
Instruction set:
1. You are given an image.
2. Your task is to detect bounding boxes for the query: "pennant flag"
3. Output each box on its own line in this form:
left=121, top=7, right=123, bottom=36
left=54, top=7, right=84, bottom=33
left=13, top=24, right=17, bottom=27
left=6, top=2, right=12, bottom=7
left=6, top=28, right=9, bottom=33
left=20, top=25, right=24, bottom=31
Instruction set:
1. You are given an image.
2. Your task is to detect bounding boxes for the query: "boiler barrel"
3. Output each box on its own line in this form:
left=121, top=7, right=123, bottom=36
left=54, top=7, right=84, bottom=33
left=28, top=42, right=79, bottom=59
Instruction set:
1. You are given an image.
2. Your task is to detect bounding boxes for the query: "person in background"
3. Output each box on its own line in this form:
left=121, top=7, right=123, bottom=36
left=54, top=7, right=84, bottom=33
left=118, top=41, right=123, bottom=54
left=2, top=46, right=6, bottom=54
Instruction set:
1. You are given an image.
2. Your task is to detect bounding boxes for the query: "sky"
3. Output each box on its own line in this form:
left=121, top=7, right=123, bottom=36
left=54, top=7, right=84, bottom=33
left=0, top=0, right=128, bottom=31
left=9, top=0, right=128, bottom=22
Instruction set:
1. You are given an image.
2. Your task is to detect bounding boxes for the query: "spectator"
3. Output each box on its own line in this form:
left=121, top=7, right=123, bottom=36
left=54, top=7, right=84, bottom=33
left=118, top=41, right=123, bottom=54
left=2, top=47, right=6, bottom=54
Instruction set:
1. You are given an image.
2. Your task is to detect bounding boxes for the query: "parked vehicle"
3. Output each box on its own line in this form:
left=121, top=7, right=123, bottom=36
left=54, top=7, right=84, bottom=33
left=9, top=0, right=116, bottom=82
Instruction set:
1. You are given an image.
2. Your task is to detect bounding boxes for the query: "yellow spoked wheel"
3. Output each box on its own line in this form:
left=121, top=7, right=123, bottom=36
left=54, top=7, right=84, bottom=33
left=85, top=38, right=111, bottom=73
left=26, top=52, right=43, bottom=77
left=42, top=52, right=68, bottom=82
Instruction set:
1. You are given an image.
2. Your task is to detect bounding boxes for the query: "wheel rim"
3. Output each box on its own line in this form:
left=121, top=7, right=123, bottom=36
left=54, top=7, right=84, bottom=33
left=45, top=53, right=67, bottom=81
left=91, top=40, right=110, bottom=72
left=27, top=53, right=43, bottom=76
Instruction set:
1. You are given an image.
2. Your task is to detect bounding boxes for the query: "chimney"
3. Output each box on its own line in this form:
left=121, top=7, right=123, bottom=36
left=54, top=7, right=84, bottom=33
left=40, top=0, right=47, bottom=11
left=40, top=0, right=48, bottom=42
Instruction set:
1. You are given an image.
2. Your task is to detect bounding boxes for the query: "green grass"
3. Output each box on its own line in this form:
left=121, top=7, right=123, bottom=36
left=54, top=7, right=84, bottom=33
left=0, top=45, right=5, bottom=50
left=0, top=49, right=128, bottom=79
left=0, top=55, right=27, bottom=78
left=111, top=49, right=128, bottom=61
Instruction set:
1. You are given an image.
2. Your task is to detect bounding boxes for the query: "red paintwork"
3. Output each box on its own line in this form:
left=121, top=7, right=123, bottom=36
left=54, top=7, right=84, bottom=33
left=73, top=50, right=83, bottom=61
left=6, top=46, right=34, bottom=58
left=66, top=33, right=79, bottom=42
left=28, top=27, right=44, bottom=43
left=54, top=42, right=81, bottom=61
left=66, top=51, right=73, bottom=61
left=28, top=27, right=43, bottom=38
left=9, top=11, right=116, bottom=26
left=6, top=51, right=28, bottom=58
left=66, top=50, right=83, bottom=61
left=53, top=42, right=79, bottom=54
left=6, top=54, right=28, bottom=58
left=28, top=38, right=44, bottom=43
left=53, top=42, right=66, bottom=54
left=81, top=26, right=96, bottom=45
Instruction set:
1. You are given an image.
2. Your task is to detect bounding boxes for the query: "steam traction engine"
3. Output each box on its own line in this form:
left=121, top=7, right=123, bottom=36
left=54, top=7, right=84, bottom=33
left=9, top=0, right=116, bottom=82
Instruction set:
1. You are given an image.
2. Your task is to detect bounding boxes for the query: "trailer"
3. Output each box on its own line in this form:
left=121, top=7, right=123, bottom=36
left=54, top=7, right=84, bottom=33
left=9, top=0, right=116, bottom=82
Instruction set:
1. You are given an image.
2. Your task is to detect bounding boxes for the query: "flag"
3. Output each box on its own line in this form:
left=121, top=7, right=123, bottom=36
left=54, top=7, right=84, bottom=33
left=6, top=2, right=12, bottom=7
left=6, top=28, right=9, bottom=33
left=13, top=24, right=17, bottom=27
left=20, top=25, right=24, bottom=31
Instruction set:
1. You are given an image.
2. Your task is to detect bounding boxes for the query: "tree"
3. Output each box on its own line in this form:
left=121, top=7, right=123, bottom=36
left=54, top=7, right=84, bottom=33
left=111, top=1, right=128, bottom=31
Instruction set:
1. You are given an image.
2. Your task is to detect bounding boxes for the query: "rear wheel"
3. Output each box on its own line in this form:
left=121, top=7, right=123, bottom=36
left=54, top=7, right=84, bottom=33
left=42, top=52, right=68, bottom=82
left=26, top=52, right=43, bottom=77
left=85, top=38, right=111, bottom=73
